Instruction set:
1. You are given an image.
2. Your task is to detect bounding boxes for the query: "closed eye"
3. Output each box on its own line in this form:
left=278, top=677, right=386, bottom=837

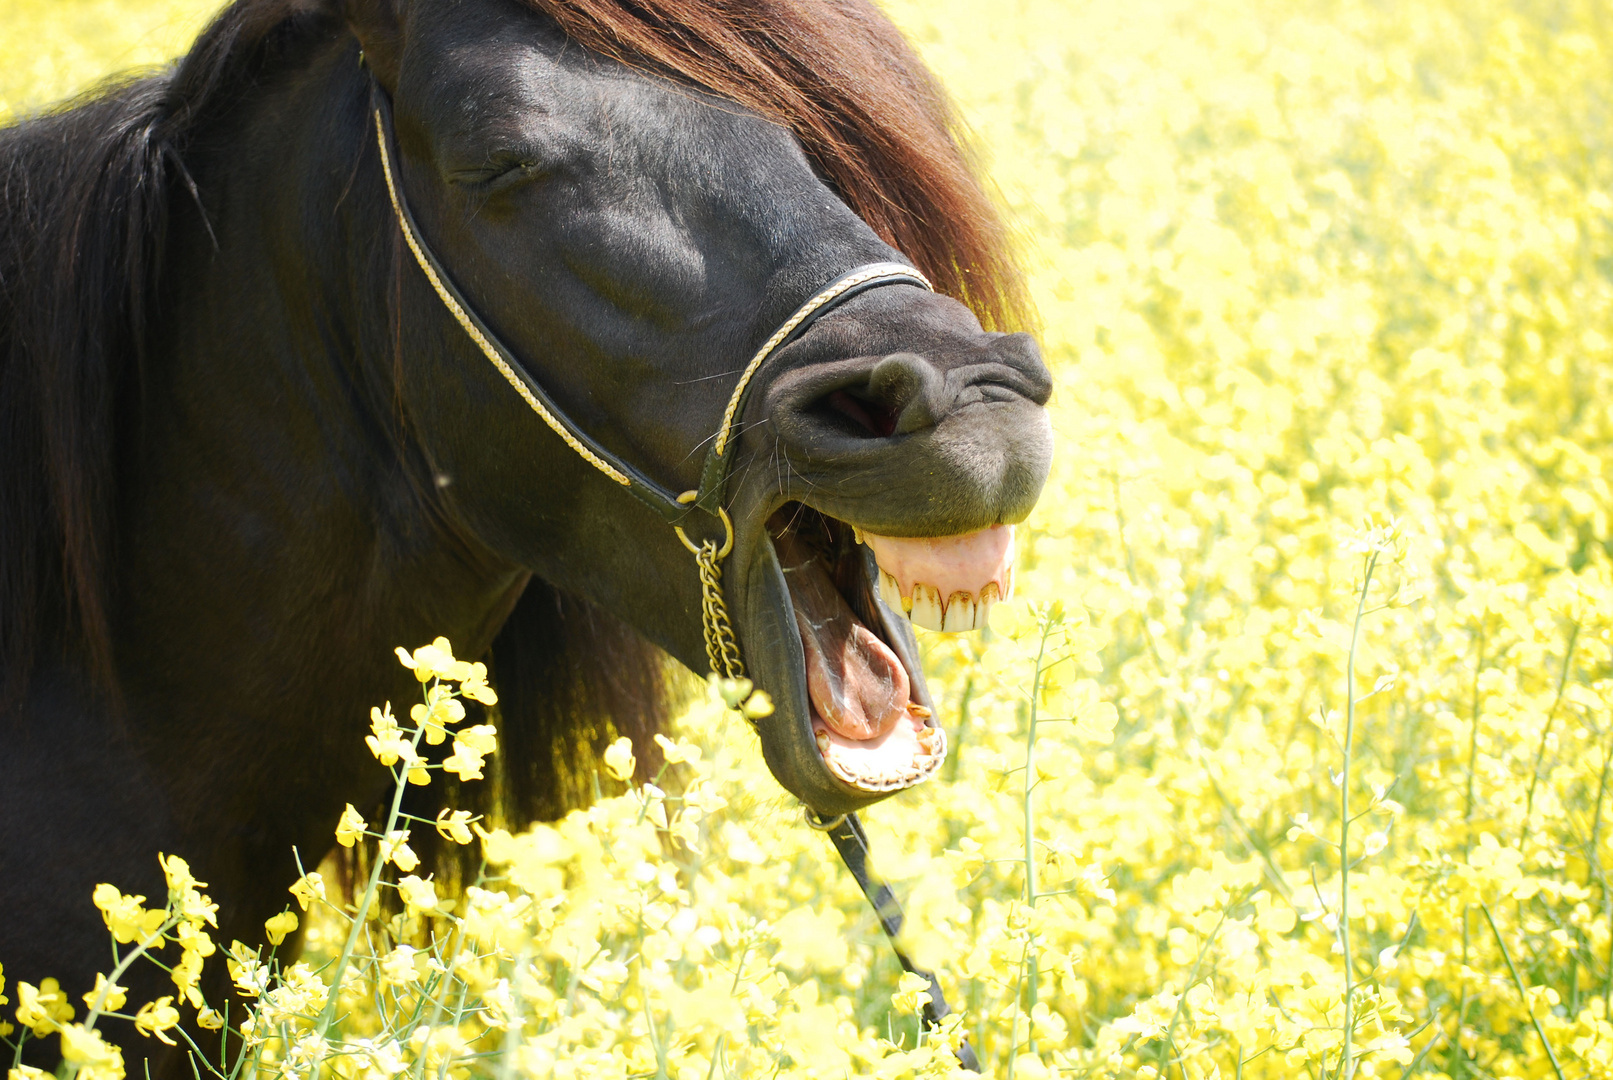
left=446, top=152, right=551, bottom=193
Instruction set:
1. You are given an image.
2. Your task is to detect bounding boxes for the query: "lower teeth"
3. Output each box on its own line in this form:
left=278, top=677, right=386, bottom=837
left=816, top=724, right=947, bottom=791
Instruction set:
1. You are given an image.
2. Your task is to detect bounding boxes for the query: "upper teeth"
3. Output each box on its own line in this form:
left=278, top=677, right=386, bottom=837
left=877, top=568, right=1009, bottom=633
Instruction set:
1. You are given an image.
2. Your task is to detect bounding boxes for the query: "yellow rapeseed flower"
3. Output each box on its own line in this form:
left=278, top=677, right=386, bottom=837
left=397, top=875, right=438, bottom=914
left=443, top=735, right=492, bottom=781
left=174, top=919, right=213, bottom=958
left=90, top=884, right=165, bottom=945
left=81, top=974, right=126, bottom=1013
left=459, top=661, right=498, bottom=705
left=435, top=809, right=475, bottom=845
left=335, top=803, right=367, bottom=847
left=410, top=689, right=465, bottom=745
left=365, top=703, right=414, bottom=767
left=380, top=830, right=419, bottom=871
left=169, top=946, right=205, bottom=1008
left=891, top=971, right=933, bottom=1014
left=653, top=733, right=702, bottom=765
left=15, top=979, right=73, bottom=1036
left=133, top=996, right=181, bottom=1044
left=263, top=911, right=298, bottom=946
left=381, top=945, right=421, bottom=986
left=395, top=637, right=473, bottom=684
left=225, top=942, right=267, bottom=998
left=457, top=723, right=497, bottom=754
left=602, top=737, right=635, bottom=782
left=157, top=853, right=201, bottom=894
left=57, top=1023, right=124, bottom=1080
left=741, top=689, right=774, bottom=719
left=173, top=886, right=217, bottom=929
left=289, top=871, right=325, bottom=911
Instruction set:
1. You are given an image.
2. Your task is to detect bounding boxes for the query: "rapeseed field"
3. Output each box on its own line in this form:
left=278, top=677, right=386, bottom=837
left=5, top=0, right=1613, bottom=1077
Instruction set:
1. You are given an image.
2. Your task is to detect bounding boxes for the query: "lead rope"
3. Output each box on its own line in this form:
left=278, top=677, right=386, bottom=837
left=374, top=102, right=976, bottom=1072
left=808, top=810, right=984, bottom=1071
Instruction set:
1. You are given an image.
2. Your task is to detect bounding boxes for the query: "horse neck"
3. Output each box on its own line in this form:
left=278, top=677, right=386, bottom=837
left=115, top=38, right=525, bottom=740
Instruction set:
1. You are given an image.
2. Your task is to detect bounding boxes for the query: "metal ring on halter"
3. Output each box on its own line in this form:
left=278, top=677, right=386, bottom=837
left=803, top=807, right=848, bottom=832
left=674, top=501, right=734, bottom=559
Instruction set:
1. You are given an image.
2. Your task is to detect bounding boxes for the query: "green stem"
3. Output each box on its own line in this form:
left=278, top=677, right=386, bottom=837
left=1453, top=627, right=1486, bottom=1079
left=1589, top=729, right=1613, bottom=893
left=1157, top=898, right=1237, bottom=1080
left=1591, top=725, right=1613, bottom=1012
left=83, top=914, right=182, bottom=1029
left=1338, top=548, right=1380, bottom=1080
left=703, top=1035, right=726, bottom=1080
left=1004, top=939, right=1031, bottom=1080
left=1479, top=903, right=1566, bottom=1080
left=1021, top=618, right=1054, bottom=1057
left=316, top=699, right=435, bottom=1040
left=1521, top=623, right=1579, bottom=848
left=1395, top=1012, right=1443, bottom=1079
left=433, top=952, right=473, bottom=1080
left=727, top=941, right=752, bottom=995
left=945, top=676, right=975, bottom=785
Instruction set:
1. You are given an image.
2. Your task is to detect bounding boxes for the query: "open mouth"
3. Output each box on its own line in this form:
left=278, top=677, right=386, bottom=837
left=766, top=506, right=1015, bottom=794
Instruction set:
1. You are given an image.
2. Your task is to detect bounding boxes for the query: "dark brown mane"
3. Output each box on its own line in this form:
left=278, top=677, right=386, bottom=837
left=524, top=0, right=1032, bottom=333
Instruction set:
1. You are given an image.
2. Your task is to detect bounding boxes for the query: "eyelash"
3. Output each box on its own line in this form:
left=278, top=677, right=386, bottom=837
left=452, top=156, right=547, bottom=193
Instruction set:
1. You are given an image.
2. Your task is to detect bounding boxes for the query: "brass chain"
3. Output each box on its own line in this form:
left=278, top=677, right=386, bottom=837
left=693, top=538, right=745, bottom=681
left=677, top=507, right=743, bottom=681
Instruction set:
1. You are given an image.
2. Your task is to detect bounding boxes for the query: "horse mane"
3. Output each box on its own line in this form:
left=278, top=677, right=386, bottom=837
left=0, top=0, right=331, bottom=709
left=526, top=0, right=1032, bottom=334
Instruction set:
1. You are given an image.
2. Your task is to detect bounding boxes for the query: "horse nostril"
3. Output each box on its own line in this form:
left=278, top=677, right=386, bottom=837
left=826, top=389, right=898, bottom=437
left=868, top=352, right=945, bottom=435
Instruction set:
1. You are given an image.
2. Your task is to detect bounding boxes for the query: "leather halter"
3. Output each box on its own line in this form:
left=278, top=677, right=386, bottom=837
left=369, top=83, right=979, bottom=1071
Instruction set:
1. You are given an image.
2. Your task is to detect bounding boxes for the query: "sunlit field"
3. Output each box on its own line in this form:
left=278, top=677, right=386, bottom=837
left=6, top=1, right=1613, bottom=1077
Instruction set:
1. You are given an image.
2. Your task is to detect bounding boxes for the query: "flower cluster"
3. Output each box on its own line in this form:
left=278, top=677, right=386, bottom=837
left=2, top=853, right=222, bottom=1080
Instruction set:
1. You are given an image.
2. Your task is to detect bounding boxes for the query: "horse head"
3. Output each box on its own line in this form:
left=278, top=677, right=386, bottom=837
left=350, top=0, right=1053, bottom=816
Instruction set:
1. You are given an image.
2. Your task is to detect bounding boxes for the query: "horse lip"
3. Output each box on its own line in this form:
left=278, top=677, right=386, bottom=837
left=731, top=507, right=931, bottom=817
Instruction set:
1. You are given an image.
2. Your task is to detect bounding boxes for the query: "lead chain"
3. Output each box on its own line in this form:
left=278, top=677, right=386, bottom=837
left=694, top=540, right=745, bottom=682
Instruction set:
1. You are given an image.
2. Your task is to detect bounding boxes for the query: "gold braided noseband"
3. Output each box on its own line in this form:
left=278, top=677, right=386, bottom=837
left=371, top=101, right=933, bottom=690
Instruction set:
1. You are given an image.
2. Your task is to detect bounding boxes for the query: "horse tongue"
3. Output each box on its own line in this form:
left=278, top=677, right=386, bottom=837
left=776, top=535, right=910, bottom=741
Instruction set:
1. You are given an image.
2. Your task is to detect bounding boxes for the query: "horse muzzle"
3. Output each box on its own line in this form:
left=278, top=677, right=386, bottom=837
left=728, top=332, right=1053, bottom=815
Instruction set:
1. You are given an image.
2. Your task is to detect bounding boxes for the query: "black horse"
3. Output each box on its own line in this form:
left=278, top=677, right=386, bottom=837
left=0, top=0, right=1050, bottom=1060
